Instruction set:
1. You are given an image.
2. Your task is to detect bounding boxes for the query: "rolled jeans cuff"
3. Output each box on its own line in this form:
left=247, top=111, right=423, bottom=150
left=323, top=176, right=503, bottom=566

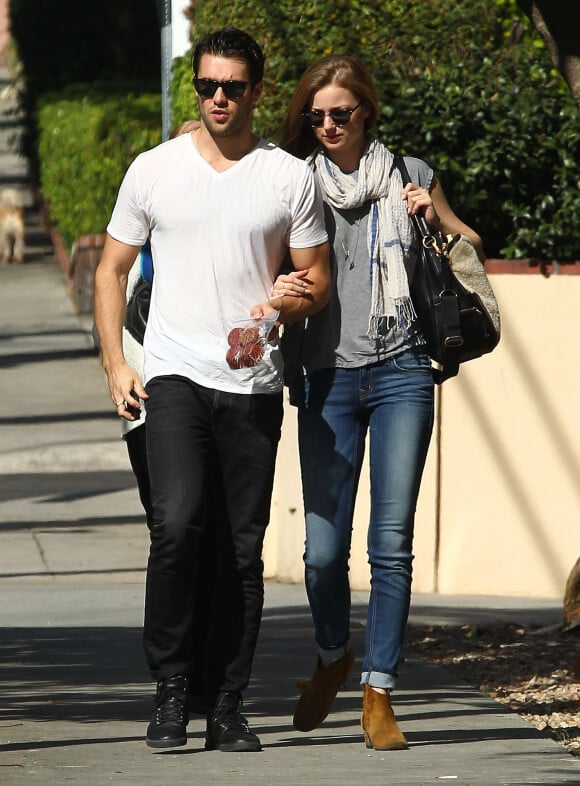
left=318, top=643, right=349, bottom=666
left=360, top=670, right=397, bottom=690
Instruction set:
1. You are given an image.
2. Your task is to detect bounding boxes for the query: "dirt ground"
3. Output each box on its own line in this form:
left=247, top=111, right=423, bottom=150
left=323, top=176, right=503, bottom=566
left=406, top=620, right=580, bottom=758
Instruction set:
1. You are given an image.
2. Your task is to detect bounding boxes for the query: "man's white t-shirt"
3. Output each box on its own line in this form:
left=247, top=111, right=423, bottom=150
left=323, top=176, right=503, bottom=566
left=107, top=134, right=328, bottom=394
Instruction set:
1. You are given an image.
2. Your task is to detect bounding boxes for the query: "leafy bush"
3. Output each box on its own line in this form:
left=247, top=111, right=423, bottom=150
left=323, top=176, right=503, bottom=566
left=171, top=0, right=580, bottom=259
left=38, top=86, right=161, bottom=247
left=9, top=0, right=160, bottom=93
left=378, top=35, right=580, bottom=260
left=9, top=0, right=161, bottom=184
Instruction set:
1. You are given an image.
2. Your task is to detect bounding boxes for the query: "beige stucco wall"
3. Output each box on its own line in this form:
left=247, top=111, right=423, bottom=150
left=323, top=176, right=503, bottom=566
left=0, top=0, right=9, bottom=65
left=264, top=272, right=580, bottom=599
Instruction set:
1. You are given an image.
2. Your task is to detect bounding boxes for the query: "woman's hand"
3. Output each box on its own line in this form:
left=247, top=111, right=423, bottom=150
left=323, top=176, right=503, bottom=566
left=270, top=268, right=310, bottom=301
left=402, top=183, right=441, bottom=230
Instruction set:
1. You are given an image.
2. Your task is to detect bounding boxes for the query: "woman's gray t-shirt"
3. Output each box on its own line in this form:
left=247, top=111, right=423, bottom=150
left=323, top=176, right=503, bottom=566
left=300, top=156, right=433, bottom=374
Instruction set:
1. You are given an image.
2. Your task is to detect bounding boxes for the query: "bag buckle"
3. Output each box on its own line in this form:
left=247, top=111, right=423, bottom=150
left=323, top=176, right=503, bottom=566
left=444, top=335, right=464, bottom=348
left=423, top=234, right=440, bottom=253
left=424, top=232, right=455, bottom=258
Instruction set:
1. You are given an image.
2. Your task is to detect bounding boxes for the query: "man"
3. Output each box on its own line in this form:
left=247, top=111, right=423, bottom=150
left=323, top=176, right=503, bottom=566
left=94, top=28, right=330, bottom=753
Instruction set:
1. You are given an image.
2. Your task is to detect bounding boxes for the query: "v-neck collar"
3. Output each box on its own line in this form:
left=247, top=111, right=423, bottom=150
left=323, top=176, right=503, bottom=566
left=189, top=133, right=264, bottom=175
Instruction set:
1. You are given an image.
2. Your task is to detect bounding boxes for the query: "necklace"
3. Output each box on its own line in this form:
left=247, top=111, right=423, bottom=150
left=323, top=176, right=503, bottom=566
left=340, top=218, right=361, bottom=270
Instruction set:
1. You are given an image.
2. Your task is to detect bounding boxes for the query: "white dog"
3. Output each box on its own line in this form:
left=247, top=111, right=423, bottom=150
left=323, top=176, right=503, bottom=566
left=0, top=188, right=25, bottom=264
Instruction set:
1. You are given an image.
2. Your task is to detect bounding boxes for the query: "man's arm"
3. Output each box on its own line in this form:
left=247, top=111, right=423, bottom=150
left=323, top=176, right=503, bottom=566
left=94, top=235, right=146, bottom=418
left=251, top=241, right=330, bottom=323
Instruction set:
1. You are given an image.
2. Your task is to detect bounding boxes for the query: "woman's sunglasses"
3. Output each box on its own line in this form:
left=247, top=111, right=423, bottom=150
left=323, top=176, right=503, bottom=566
left=302, top=103, right=362, bottom=128
left=194, top=78, right=248, bottom=100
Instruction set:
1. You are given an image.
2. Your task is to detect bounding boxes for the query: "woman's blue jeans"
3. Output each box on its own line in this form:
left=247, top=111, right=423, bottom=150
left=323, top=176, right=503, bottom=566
left=297, top=347, right=434, bottom=689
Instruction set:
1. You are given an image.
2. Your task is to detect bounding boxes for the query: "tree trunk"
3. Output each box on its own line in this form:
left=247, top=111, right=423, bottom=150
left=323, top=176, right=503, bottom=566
left=518, top=1, right=580, bottom=111
left=563, top=557, right=580, bottom=626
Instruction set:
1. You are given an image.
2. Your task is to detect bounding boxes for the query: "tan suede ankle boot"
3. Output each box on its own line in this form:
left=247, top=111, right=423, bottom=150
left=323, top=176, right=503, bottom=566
left=361, top=684, right=408, bottom=750
left=293, top=648, right=355, bottom=732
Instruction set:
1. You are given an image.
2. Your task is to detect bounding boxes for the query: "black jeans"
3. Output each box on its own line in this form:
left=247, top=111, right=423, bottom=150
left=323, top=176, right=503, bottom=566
left=125, top=426, right=153, bottom=529
left=126, top=422, right=216, bottom=698
left=143, top=374, right=283, bottom=699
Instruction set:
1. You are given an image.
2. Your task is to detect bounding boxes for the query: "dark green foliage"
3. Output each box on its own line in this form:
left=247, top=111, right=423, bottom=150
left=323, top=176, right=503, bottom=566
left=9, top=0, right=161, bottom=93
left=37, top=87, right=161, bottom=246
left=376, top=34, right=580, bottom=261
left=16, top=0, right=580, bottom=257
left=170, top=0, right=580, bottom=259
left=9, top=0, right=161, bottom=186
left=9, top=1, right=162, bottom=246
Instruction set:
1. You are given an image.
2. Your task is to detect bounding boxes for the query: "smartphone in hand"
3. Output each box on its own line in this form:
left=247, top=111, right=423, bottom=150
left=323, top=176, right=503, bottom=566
left=124, top=391, right=141, bottom=420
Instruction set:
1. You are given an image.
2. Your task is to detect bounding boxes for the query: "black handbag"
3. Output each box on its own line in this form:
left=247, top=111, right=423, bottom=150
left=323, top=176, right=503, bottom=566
left=279, top=320, right=306, bottom=406
left=124, top=276, right=151, bottom=345
left=395, top=156, right=500, bottom=384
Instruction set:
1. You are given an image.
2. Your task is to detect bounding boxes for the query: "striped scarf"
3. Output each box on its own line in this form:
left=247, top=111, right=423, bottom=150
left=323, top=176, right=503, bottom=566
left=309, top=139, right=416, bottom=338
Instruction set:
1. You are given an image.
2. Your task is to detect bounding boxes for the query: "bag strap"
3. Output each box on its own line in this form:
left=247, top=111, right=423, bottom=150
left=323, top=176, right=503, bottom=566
left=393, top=155, right=433, bottom=240
left=394, top=155, right=462, bottom=383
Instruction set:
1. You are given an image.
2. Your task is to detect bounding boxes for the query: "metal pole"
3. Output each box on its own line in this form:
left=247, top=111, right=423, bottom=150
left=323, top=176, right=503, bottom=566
left=160, top=0, right=172, bottom=141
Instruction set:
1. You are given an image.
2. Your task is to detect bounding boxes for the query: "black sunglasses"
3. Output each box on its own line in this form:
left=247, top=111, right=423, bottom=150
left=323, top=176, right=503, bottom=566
left=302, top=103, right=362, bottom=128
left=194, top=78, right=248, bottom=100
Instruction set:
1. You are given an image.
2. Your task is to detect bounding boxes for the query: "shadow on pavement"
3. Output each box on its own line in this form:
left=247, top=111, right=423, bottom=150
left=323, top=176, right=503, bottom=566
left=0, top=471, right=138, bottom=506
left=0, top=603, right=550, bottom=755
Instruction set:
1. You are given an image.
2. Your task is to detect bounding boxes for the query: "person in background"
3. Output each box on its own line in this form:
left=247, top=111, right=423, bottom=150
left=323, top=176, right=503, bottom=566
left=121, top=239, right=152, bottom=521
left=274, top=53, right=483, bottom=750
left=94, top=28, right=330, bottom=753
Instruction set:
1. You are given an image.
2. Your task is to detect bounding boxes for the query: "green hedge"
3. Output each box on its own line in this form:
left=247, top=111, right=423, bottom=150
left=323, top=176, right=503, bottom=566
left=38, top=86, right=161, bottom=247
left=9, top=0, right=161, bottom=185
left=27, top=1, right=580, bottom=259
left=9, top=0, right=160, bottom=93
left=170, top=0, right=580, bottom=260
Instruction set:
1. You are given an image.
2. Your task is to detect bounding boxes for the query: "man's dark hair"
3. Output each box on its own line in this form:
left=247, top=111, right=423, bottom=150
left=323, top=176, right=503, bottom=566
left=192, top=28, right=265, bottom=86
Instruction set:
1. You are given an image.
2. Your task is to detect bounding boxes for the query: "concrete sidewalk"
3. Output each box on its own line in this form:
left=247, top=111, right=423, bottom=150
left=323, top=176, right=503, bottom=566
left=1, top=66, right=579, bottom=785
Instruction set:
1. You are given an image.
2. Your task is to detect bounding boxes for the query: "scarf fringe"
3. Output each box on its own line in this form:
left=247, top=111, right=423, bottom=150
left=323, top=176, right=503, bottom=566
left=368, top=297, right=417, bottom=340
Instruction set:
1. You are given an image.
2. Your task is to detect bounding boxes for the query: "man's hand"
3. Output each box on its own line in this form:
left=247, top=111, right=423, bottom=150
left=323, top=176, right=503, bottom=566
left=108, top=361, right=148, bottom=420
left=94, top=234, right=144, bottom=419
left=250, top=301, right=281, bottom=322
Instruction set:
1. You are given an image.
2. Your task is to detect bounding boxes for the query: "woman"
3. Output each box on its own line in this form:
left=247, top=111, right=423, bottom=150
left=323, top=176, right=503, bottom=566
left=273, top=55, right=483, bottom=750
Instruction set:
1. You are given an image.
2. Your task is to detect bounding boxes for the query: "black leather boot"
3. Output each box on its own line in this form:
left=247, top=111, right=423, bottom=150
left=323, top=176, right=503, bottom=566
left=146, top=674, right=189, bottom=748
left=205, top=692, right=261, bottom=752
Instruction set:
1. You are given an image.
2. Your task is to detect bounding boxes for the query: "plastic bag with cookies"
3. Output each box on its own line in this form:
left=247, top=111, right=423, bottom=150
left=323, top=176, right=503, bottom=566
left=226, top=313, right=279, bottom=370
